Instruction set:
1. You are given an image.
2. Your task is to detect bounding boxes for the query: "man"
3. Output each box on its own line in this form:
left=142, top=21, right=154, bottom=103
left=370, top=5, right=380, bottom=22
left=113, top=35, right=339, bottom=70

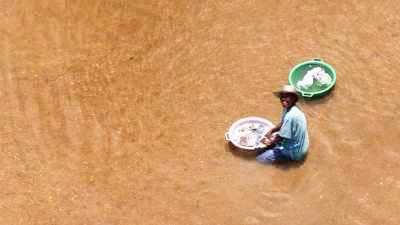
left=256, top=85, right=309, bottom=163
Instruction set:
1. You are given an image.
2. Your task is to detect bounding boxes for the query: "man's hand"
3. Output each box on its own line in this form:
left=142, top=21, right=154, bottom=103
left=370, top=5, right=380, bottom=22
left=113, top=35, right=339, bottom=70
left=261, top=137, right=272, bottom=146
left=266, top=130, right=273, bottom=139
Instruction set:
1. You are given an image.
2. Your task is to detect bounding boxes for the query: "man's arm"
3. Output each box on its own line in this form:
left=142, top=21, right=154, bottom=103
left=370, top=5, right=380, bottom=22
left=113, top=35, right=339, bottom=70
left=269, top=134, right=283, bottom=145
left=266, top=122, right=282, bottom=138
left=256, top=123, right=283, bottom=151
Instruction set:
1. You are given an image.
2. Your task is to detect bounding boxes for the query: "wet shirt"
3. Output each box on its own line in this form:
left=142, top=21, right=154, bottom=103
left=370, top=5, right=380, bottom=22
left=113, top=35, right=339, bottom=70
left=278, top=105, right=309, bottom=160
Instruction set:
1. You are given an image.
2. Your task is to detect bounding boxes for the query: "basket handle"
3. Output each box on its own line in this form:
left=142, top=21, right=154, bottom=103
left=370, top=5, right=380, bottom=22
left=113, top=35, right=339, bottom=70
left=312, top=58, right=323, bottom=62
left=302, top=92, right=314, bottom=97
left=224, top=132, right=230, bottom=141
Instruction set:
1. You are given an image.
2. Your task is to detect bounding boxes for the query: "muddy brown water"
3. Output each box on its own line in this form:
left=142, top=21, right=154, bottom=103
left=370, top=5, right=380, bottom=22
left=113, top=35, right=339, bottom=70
left=1, top=1, right=400, bottom=224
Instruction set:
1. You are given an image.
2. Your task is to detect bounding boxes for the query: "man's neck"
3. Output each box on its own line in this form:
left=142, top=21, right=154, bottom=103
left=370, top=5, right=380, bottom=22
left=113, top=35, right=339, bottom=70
left=286, top=104, right=296, bottom=111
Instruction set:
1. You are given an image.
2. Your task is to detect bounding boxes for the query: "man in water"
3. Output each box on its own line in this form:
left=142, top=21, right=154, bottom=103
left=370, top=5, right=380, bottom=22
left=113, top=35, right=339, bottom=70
left=256, top=85, right=309, bottom=163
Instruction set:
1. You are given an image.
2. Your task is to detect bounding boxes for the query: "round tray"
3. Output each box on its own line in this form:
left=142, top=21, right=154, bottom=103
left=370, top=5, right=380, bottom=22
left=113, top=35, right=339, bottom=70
left=225, top=116, right=274, bottom=150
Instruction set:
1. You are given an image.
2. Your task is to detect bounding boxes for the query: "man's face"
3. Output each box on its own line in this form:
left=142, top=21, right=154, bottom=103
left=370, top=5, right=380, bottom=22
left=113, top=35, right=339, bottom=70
left=280, top=93, right=297, bottom=108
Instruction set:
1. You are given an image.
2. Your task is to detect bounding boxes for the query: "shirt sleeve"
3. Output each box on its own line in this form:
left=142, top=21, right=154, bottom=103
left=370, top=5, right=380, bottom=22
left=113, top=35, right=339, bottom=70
left=280, top=108, right=287, bottom=124
left=278, top=115, right=293, bottom=139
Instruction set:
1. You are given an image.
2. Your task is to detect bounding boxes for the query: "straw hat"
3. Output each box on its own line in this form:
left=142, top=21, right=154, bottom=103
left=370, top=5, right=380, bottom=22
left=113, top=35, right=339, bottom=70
left=273, top=85, right=299, bottom=98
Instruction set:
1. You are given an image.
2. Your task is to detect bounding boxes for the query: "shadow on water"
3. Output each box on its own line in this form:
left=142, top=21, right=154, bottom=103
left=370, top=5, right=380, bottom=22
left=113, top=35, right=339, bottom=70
left=272, top=154, right=308, bottom=171
left=225, top=142, right=307, bottom=170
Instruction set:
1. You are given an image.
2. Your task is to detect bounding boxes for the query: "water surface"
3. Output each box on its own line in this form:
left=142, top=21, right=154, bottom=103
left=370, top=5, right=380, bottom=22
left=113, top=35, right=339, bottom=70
left=0, top=1, right=399, bottom=224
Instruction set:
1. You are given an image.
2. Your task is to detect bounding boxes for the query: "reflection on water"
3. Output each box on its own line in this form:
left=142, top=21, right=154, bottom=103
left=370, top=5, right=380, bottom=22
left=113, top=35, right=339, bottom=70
left=1, top=0, right=399, bottom=224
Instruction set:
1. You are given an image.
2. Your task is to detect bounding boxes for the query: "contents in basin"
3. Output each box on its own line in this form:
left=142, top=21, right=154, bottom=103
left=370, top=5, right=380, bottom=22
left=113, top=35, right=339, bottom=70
left=297, top=66, right=332, bottom=91
left=237, top=123, right=265, bottom=147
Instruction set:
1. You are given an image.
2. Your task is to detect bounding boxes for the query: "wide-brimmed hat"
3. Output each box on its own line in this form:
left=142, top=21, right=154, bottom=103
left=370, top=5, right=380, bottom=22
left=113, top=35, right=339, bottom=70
left=273, top=85, right=299, bottom=98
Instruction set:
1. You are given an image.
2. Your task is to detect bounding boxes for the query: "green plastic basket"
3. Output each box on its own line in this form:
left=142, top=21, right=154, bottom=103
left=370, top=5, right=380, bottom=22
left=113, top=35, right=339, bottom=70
left=288, top=58, right=336, bottom=98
